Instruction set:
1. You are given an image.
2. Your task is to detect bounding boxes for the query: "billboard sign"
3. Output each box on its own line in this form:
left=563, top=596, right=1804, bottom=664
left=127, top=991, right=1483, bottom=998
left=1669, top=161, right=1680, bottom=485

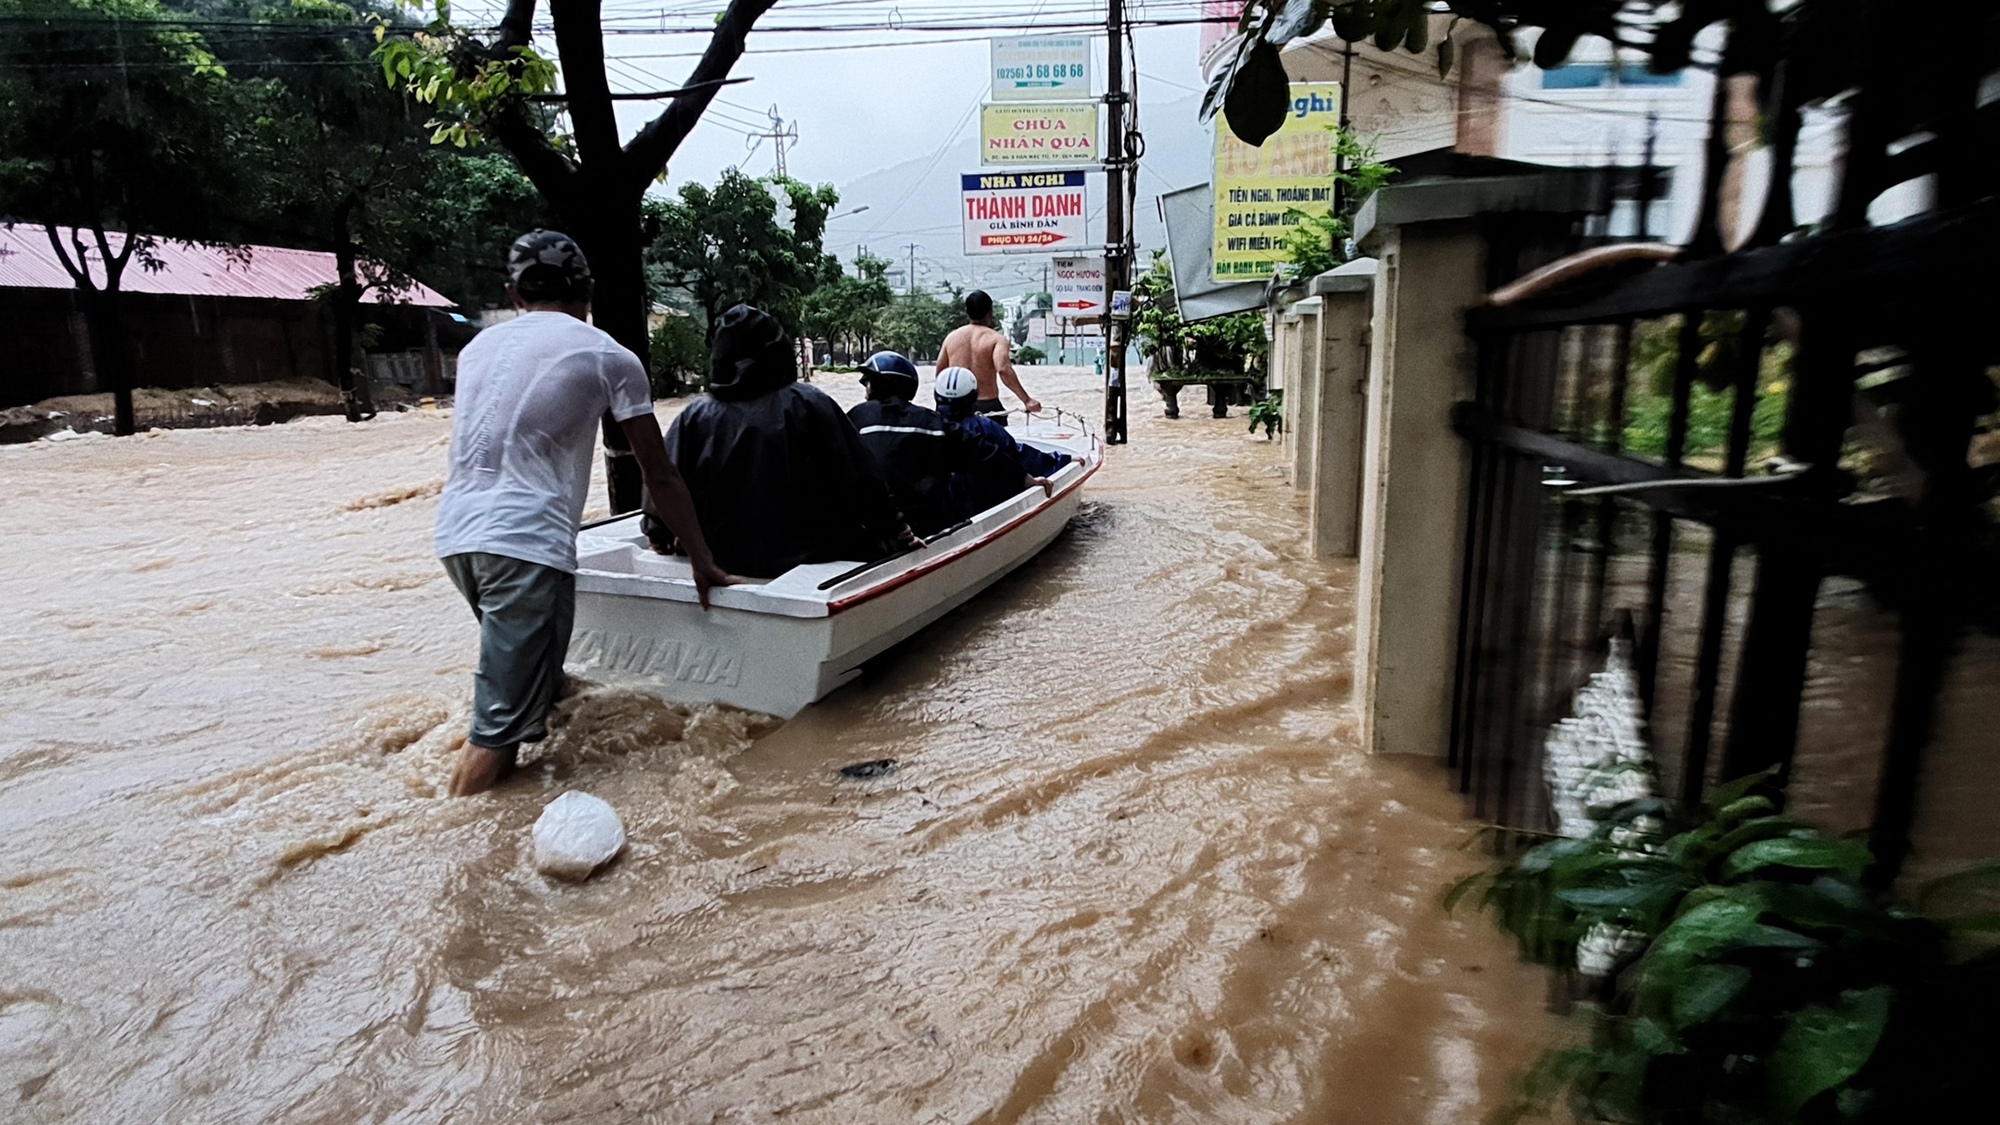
left=990, top=36, right=1091, bottom=101
left=961, top=171, right=1088, bottom=254
left=1050, top=255, right=1105, bottom=320
left=980, top=103, right=1100, bottom=166
left=1211, top=82, right=1341, bottom=282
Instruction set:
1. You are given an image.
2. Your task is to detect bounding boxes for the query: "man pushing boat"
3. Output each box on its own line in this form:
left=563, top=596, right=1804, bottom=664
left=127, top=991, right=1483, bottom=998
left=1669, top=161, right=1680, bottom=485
left=434, top=231, right=729, bottom=797
left=937, top=290, right=1043, bottom=417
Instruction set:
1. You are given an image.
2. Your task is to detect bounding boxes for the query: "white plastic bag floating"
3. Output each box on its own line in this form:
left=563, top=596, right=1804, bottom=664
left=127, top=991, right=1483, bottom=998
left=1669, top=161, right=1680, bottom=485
left=532, top=791, right=626, bottom=881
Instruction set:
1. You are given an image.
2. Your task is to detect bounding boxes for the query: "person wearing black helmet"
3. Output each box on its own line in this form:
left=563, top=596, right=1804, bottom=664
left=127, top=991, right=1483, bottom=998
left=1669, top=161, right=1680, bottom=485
left=656, top=304, right=919, bottom=578
left=846, top=351, right=1040, bottom=537
left=435, top=230, right=730, bottom=797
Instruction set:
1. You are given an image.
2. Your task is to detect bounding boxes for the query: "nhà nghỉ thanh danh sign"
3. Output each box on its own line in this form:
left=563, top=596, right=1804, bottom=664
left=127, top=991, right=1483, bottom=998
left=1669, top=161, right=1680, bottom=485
left=1211, top=83, right=1341, bottom=282
left=980, top=103, right=1099, bottom=166
left=990, top=36, right=1091, bottom=101
left=961, top=172, right=1088, bottom=254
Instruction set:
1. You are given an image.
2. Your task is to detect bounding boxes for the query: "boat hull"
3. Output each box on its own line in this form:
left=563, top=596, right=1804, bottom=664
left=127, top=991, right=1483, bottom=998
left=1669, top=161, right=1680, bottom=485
left=566, top=416, right=1100, bottom=718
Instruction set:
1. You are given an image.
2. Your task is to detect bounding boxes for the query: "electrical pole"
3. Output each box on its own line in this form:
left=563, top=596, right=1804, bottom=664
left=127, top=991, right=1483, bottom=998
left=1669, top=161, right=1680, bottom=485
left=905, top=243, right=922, bottom=296
left=1103, top=0, right=1130, bottom=444
left=750, top=104, right=799, bottom=177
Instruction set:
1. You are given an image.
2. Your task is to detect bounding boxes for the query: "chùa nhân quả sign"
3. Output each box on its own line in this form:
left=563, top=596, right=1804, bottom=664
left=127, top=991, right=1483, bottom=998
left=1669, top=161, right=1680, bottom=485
left=1211, top=82, right=1341, bottom=283
left=961, top=171, right=1088, bottom=254
left=979, top=103, right=1099, bottom=166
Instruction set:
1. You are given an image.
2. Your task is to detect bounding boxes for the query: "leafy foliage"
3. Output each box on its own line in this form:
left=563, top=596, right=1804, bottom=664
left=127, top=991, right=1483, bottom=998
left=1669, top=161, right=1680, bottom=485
left=1247, top=390, right=1283, bottom=439
left=367, top=0, right=559, bottom=151
left=1448, top=774, right=2000, bottom=1123
left=647, top=312, right=706, bottom=398
left=801, top=252, right=895, bottom=359
left=1012, top=343, right=1046, bottom=365
left=1283, top=128, right=1395, bottom=279
left=874, top=287, right=963, bottom=361
left=644, top=170, right=841, bottom=339
left=1132, top=251, right=1266, bottom=380
left=1621, top=315, right=1792, bottom=463
left=0, top=0, right=248, bottom=432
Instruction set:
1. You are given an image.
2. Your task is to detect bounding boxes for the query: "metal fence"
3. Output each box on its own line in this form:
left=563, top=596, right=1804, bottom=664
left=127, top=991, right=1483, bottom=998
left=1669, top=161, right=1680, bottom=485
left=1444, top=37, right=1997, bottom=884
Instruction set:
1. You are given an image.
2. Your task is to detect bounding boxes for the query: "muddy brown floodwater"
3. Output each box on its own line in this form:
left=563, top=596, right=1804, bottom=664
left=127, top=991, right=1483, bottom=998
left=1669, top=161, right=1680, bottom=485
left=0, top=368, right=1556, bottom=1123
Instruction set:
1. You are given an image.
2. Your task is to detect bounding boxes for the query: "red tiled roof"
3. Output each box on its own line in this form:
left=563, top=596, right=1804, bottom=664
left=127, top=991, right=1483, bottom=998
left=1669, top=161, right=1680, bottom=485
left=0, top=223, right=457, bottom=308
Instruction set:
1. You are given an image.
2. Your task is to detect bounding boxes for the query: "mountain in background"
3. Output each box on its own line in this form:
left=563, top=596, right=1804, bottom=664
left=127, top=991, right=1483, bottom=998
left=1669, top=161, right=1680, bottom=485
left=828, top=94, right=1214, bottom=300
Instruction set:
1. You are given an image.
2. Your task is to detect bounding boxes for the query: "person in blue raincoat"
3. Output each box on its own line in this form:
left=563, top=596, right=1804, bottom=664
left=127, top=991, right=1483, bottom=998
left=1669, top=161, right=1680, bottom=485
left=845, top=352, right=1042, bottom=537
left=932, top=366, right=1075, bottom=515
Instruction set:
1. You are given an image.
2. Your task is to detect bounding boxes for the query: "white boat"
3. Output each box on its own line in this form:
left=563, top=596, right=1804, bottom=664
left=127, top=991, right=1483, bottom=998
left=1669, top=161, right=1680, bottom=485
left=566, top=412, right=1103, bottom=718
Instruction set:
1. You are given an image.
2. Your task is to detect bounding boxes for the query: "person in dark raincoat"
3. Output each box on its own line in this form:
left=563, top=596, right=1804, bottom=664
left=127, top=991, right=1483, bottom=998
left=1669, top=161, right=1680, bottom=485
left=653, top=305, right=916, bottom=578
left=932, top=365, right=1075, bottom=515
left=845, top=351, right=1042, bottom=537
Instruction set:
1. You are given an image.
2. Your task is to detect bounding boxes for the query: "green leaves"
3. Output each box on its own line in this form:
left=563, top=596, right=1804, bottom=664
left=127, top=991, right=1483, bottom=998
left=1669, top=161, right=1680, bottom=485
left=1452, top=766, right=2000, bottom=1123
left=1721, top=837, right=1873, bottom=883
left=1670, top=963, right=1752, bottom=1028
left=1769, top=987, right=1892, bottom=1115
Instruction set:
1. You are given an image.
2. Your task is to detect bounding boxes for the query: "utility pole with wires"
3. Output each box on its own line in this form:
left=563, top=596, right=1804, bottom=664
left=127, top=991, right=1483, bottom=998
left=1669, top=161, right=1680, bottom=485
left=1102, top=0, right=1131, bottom=444
left=747, top=104, right=799, bottom=177
left=905, top=243, right=922, bottom=296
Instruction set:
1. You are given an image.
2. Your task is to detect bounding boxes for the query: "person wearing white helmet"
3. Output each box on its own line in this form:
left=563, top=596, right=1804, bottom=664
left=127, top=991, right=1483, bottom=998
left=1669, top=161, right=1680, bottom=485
left=933, top=365, right=1073, bottom=513
left=937, top=289, right=1042, bottom=416
left=848, top=352, right=1039, bottom=535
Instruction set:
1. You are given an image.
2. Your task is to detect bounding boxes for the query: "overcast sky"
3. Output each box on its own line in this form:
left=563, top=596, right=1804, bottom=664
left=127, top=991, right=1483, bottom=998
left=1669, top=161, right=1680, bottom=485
left=461, top=1, right=1216, bottom=249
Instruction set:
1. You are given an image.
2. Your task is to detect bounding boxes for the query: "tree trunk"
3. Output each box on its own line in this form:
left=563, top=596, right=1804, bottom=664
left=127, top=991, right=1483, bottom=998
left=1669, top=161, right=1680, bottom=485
left=572, top=197, right=648, bottom=513
left=331, top=199, right=375, bottom=422
left=82, top=286, right=136, bottom=437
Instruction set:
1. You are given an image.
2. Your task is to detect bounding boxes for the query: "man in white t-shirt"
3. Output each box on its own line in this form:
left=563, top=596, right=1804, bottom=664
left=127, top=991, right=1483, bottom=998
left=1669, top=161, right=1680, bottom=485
left=435, top=230, right=729, bottom=797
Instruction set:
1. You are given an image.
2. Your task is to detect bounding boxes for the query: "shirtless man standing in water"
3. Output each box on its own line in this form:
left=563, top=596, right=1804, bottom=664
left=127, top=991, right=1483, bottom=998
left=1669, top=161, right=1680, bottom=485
left=937, top=290, right=1041, bottom=417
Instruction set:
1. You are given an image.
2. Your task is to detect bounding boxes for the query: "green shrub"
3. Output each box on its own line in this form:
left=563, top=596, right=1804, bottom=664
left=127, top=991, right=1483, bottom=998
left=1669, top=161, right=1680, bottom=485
left=1012, top=343, right=1046, bottom=365
left=1450, top=774, right=2000, bottom=1123
left=649, top=314, right=707, bottom=397
left=1247, top=391, right=1282, bottom=438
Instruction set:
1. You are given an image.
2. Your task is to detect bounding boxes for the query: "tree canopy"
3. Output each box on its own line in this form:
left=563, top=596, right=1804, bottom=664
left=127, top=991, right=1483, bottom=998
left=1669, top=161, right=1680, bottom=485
left=0, top=0, right=248, bottom=433
left=645, top=169, right=841, bottom=339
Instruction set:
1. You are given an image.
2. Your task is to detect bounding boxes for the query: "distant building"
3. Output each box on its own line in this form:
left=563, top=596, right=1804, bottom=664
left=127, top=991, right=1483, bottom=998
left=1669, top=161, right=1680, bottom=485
left=0, top=224, right=460, bottom=409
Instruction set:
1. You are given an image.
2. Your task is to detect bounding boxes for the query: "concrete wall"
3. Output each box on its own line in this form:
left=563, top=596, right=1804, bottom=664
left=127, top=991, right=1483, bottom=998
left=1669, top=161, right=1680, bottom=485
left=1348, top=175, right=1595, bottom=756
left=1306, top=264, right=1374, bottom=559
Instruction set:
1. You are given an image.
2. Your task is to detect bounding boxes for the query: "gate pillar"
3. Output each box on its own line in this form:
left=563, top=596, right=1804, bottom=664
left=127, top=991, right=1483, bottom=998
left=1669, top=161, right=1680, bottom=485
left=1350, top=175, right=1596, bottom=756
left=1305, top=259, right=1376, bottom=559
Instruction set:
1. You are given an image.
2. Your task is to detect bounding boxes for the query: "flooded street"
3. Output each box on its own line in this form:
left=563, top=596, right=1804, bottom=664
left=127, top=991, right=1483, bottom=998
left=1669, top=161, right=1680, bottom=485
left=0, top=369, right=1554, bottom=1122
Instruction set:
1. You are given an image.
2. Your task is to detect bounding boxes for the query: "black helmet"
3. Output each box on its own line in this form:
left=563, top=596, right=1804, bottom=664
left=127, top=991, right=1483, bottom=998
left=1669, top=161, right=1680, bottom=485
left=858, top=351, right=920, bottom=398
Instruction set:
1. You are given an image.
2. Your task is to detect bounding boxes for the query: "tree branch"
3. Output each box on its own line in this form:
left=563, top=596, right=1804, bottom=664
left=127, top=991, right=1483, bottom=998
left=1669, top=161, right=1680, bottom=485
left=489, top=103, right=583, bottom=213
left=622, top=0, right=778, bottom=195
left=495, top=0, right=538, bottom=53
left=551, top=0, right=623, bottom=176
left=477, top=0, right=582, bottom=213
left=43, top=223, right=92, bottom=291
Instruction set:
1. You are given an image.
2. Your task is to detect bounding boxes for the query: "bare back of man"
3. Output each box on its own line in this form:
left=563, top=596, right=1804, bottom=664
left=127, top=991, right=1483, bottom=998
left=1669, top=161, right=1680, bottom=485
left=939, top=291, right=1041, bottom=414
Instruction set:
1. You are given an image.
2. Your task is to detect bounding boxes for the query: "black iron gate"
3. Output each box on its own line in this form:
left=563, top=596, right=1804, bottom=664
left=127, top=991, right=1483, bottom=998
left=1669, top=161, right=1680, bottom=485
left=1443, top=32, right=1998, bottom=884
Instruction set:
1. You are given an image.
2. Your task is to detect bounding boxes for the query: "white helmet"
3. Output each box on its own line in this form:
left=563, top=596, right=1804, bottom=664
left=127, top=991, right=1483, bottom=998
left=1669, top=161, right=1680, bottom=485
left=934, top=366, right=978, bottom=400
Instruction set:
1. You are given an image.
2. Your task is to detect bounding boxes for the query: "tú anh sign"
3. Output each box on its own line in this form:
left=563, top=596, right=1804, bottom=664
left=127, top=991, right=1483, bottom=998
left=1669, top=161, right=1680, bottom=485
left=961, top=171, right=1088, bottom=254
left=990, top=36, right=1091, bottom=101
left=980, top=103, right=1099, bottom=166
